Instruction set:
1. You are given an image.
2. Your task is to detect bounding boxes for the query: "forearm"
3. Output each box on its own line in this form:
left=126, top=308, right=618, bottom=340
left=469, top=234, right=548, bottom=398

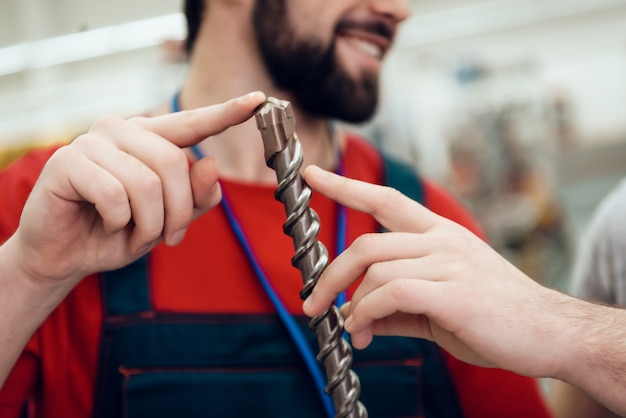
left=0, top=236, right=72, bottom=388
left=554, top=297, right=626, bottom=416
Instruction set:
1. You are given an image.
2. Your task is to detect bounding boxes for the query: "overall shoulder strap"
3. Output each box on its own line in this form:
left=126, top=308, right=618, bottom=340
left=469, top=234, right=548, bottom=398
left=100, top=255, right=152, bottom=316
left=381, top=153, right=425, bottom=205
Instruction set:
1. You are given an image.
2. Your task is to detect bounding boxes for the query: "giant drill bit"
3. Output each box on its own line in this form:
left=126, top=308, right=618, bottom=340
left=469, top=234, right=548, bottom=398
left=255, top=97, right=367, bottom=418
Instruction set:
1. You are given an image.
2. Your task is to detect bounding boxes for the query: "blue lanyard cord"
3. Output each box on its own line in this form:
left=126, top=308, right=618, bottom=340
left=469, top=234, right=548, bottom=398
left=190, top=145, right=205, bottom=161
left=335, top=205, right=347, bottom=307
left=173, top=92, right=348, bottom=417
left=171, top=91, right=182, bottom=112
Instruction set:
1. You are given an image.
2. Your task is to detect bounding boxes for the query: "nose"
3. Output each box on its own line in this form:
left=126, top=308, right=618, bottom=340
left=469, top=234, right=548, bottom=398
left=369, top=0, right=411, bottom=23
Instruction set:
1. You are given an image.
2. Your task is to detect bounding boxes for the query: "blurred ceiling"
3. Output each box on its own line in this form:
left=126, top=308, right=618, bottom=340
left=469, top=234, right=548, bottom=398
left=399, top=0, right=626, bottom=48
left=1, top=0, right=626, bottom=145
left=3, top=0, right=626, bottom=43
left=1, top=0, right=626, bottom=76
left=0, top=0, right=179, bottom=46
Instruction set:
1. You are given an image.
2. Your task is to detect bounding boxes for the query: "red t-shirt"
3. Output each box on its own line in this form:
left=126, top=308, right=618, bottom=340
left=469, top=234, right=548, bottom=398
left=0, top=135, right=552, bottom=418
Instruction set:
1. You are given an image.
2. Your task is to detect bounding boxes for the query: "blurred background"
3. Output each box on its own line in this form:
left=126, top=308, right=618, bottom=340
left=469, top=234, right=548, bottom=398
left=2, top=0, right=626, bottom=290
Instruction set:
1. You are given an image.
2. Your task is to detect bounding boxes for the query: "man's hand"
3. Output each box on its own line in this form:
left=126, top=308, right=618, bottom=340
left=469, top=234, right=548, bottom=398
left=0, top=92, right=266, bottom=389
left=301, top=165, right=574, bottom=379
left=10, top=91, right=266, bottom=290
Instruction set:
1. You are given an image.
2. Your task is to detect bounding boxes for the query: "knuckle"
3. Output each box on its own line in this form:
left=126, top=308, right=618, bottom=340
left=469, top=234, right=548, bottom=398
left=126, top=115, right=149, bottom=126
left=90, top=114, right=124, bottom=132
left=442, top=227, right=475, bottom=253
left=160, top=148, right=189, bottom=171
left=374, top=186, right=405, bottom=213
left=69, top=133, right=87, bottom=145
left=388, top=279, right=410, bottom=302
left=168, top=204, right=194, bottom=227
left=351, top=233, right=379, bottom=258
left=458, top=234, right=476, bottom=252
left=180, top=110, right=207, bottom=138
left=70, top=132, right=97, bottom=149
left=143, top=223, right=165, bottom=241
left=382, top=185, right=404, bottom=200
left=366, top=262, right=388, bottom=284
left=135, top=171, right=163, bottom=199
left=47, top=144, right=74, bottom=164
left=47, top=146, right=87, bottom=173
left=100, top=181, right=128, bottom=207
left=144, top=176, right=163, bottom=198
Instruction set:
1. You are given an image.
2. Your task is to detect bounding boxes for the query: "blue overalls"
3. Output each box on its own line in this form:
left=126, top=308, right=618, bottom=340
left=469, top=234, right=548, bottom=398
left=91, top=156, right=464, bottom=418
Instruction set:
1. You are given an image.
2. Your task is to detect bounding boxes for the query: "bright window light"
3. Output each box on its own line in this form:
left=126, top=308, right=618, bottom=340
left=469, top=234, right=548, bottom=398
left=0, top=13, right=185, bottom=77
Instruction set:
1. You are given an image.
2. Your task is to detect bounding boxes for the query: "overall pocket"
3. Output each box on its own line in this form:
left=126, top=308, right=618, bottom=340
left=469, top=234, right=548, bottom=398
left=120, top=365, right=326, bottom=418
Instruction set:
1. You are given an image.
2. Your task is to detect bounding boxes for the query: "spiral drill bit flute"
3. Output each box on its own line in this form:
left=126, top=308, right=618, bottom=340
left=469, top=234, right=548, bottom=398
left=255, top=97, right=367, bottom=418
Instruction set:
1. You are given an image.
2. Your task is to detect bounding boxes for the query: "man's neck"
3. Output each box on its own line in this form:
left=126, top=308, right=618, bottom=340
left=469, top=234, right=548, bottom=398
left=198, top=107, right=342, bottom=185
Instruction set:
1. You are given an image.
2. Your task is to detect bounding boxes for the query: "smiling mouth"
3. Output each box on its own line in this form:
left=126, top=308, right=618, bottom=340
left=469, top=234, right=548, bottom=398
left=335, top=20, right=395, bottom=62
left=342, top=36, right=384, bottom=59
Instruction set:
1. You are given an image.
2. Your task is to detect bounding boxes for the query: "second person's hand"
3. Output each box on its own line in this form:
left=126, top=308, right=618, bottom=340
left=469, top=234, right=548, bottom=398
left=301, top=165, right=573, bottom=380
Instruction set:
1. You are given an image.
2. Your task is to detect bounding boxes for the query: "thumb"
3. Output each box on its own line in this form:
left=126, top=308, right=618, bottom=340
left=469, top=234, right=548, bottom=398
left=190, top=157, right=222, bottom=217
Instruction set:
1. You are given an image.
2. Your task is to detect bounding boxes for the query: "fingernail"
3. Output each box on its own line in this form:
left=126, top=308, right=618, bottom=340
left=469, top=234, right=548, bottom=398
left=344, top=315, right=353, bottom=331
left=304, top=165, right=324, bottom=180
left=168, top=229, right=187, bottom=246
left=136, top=243, right=153, bottom=256
left=316, top=165, right=333, bottom=178
left=307, top=165, right=321, bottom=174
left=238, top=91, right=264, bottom=103
left=302, top=295, right=314, bottom=313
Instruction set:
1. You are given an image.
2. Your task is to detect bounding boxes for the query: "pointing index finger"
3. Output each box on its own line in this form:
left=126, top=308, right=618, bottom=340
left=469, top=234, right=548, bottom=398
left=303, top=165, right=440, bottom=233
left=129, top=91, right=266, bottom=148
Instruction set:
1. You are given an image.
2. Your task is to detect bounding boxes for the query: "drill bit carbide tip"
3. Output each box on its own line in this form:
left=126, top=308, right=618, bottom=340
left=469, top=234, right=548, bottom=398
left=255, top=97, right=296, bottom=162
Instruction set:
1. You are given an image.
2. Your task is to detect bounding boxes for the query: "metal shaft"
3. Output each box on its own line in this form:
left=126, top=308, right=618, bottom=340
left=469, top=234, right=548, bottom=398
left=255, top=98, right=367, bottom=418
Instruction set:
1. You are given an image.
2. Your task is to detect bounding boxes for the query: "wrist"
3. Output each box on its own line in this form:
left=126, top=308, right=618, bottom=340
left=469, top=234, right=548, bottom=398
left=0, top=235, right=75, bottom=387
left=524, top=287, right=580, bottom=378
left=553, top=300, right=626, bottom=415
left=0, top=234, right=74, bottom=316
left=554, top=298, right=626, bottom=383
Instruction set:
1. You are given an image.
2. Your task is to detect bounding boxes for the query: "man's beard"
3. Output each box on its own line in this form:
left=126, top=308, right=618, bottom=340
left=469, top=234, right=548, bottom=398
left=252, top=0, right=379, bottom=123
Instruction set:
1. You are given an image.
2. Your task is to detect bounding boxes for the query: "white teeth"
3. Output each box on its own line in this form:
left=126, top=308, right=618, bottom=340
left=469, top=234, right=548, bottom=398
left=345, top=37, right=382, bottom=59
